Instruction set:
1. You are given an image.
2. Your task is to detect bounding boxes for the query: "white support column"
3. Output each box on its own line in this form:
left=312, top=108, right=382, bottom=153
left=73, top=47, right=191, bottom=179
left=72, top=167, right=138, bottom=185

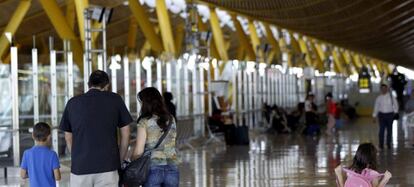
left=207, top=63, right=212, bottom=117
left=274, top=70, right=278, bottom=105
left=266, top=68, right=273, bottom=105
left=287, top=75, right=291, bottom=107
left=67, top=52, right=74, bottom=99
left=269, top=69, right=273, bottom=105
left=243, top=70, right=249, bottom=127
left=274, top=71, right=278, bottom=105
left=284, top=74, right=287, bottom=107
left=248, top=71, right=254, bottom=128
left=257, top=70, right=261, bottom=125
left=277, top=72, right=282, bottom=106
left=175, top=60, right=181, bottom=116
left=97, top=54, right=103, bottom=71
left=191, top=64, right=199, bottom=115
left=32, top=48, right=39, bottom=124
left=231, top=66, right=237, bottom=124
left=199, top=66, right=205, bottom=109
left=192, top=64, right=198, bottom=116
left=135, top=59, right=142, bottom=116
left=183, top=62, right=189, bottom=116
left=156, top=59, right=162, bottom=92
left=291, top=75, right=295, bottom=107
left=237, top=69, right=243, bottom=126
left=272, top=70, right=276, bottom=105
left=11, top=46, right=20, bottom=166
left=111, top=63, right=118, bottom=93
left=259, top=69, right=269, bottom=104
left=288, top=75, right=291, bottom=107
left=50, top=50, right=58, bottom=154
left=260, top=70, right=265, bottom=104
left=123, top=56, right=130, bottom=110
left=257, top=69, right=262, bottom=108
left=286, top=75, right=289, bottom=107
left=247, top=71, right=251, bottom=127
left=199, top=66, right=205, bottom=135
left=214, top=60, right=219, bottom=80
left=192, top=65, right=200, bottom=136
left=145, top=59, right=152, bottom=87
left=166, top=62, right=172, bottom=92
left=282, top=74, right=287, bottom=107
left=83, top=55, right=89, bottom=93
left=280, top=74, right=284, bottom=107
left=267, top=70, right=271, bottom=104
left=253, top=70, right=259, bottom=126
left=292, top=75, right=296, bottom=107
left=280, top=73, right=283, bottom=106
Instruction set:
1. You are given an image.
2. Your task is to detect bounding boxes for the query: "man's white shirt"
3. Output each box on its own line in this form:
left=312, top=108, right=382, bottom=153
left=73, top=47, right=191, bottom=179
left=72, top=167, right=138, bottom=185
left=373, top=93, right=399, bottom=117
left=305, top=100, right=313, bottom=112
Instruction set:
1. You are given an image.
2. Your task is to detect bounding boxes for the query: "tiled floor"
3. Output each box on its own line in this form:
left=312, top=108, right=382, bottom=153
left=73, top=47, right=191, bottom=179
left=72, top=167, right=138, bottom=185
left=1, top=117, right=414, bottom=186
left=180, top=118, right=414, bottom=187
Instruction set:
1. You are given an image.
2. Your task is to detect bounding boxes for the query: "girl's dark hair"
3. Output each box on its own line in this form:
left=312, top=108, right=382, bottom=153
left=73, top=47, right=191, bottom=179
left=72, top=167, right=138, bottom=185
left=137, top=87, right=172, bottom=130
left=350, top=143, right=377, bottom=173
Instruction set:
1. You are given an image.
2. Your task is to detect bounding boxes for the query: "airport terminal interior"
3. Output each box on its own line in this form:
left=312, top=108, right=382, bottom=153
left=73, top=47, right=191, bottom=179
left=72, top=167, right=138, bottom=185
left=1, top=0, right=414, bottom=186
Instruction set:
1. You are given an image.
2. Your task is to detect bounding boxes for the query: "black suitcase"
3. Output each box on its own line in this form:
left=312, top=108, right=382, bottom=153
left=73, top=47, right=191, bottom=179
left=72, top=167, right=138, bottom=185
left=234, top=125, right=249, bottom=145
left=224, top=125, right=237, bottom=145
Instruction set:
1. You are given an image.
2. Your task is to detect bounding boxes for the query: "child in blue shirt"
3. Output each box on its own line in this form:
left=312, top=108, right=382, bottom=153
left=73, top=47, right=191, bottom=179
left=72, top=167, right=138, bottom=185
left=20, top=122, right=61, bottom=187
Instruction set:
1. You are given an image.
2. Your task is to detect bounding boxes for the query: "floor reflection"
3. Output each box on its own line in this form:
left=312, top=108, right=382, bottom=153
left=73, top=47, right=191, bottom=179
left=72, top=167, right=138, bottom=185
left=179, top=117, right=414, bottom=186
left=1, top=117, right=414, bottom=186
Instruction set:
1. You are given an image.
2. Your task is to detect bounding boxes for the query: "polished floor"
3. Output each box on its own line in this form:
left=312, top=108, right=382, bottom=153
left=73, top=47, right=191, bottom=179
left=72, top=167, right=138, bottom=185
left=1, top=117, right=414, bottom=186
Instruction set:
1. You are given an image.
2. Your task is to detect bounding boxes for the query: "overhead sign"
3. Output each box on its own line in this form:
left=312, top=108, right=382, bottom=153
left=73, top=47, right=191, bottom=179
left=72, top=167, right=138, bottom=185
left=358, top=66, right=371, bottom=93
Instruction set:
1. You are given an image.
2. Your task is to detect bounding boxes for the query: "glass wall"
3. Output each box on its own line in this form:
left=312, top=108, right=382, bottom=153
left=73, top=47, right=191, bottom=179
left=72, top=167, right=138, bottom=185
left=0, top=46, right=350, bottom=166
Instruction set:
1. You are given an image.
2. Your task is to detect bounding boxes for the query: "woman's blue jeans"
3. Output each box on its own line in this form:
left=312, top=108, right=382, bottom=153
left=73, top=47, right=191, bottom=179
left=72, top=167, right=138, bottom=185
left=144, top=165, right=179, bottom=187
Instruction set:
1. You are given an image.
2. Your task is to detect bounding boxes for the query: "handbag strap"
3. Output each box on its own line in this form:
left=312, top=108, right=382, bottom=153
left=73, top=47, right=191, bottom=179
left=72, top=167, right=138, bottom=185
left=148, top=119, right=172, bottom=152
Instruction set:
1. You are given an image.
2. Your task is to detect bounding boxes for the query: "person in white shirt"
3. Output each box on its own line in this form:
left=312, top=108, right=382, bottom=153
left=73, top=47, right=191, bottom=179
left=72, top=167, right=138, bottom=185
left=373, top=84, right=398, bottom=150
left=305, top=94, right=316, bottom=113
left=304, top=94, right=319, bottom=135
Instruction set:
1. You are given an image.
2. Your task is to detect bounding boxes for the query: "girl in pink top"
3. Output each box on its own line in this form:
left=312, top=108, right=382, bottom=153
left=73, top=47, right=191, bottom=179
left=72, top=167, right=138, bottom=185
left=335, top=143, right=392, bottom=187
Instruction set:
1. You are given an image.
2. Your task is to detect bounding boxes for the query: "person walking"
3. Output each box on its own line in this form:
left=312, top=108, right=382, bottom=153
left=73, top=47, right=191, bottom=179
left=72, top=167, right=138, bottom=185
left=305, top=93, right=318, bottom=125
left=325, top=93, right=337, bottom=135
left=163, top=92, right=177, bottom=120
left=60, top=70, right=133, bottom=187
left=132, top=87, right=179, bottom=187
left=405, top=90, right=414, bottom=113
left=20, top=122, right=61, bottom=187
left=404, top=90, right=414, bottom=146
left=373, top=84, right=398, bottom=150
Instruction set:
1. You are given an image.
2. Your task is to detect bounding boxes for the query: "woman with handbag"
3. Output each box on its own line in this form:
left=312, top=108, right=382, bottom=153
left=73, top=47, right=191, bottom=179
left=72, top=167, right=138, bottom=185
left=130, top=87, right=179, bottom=187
